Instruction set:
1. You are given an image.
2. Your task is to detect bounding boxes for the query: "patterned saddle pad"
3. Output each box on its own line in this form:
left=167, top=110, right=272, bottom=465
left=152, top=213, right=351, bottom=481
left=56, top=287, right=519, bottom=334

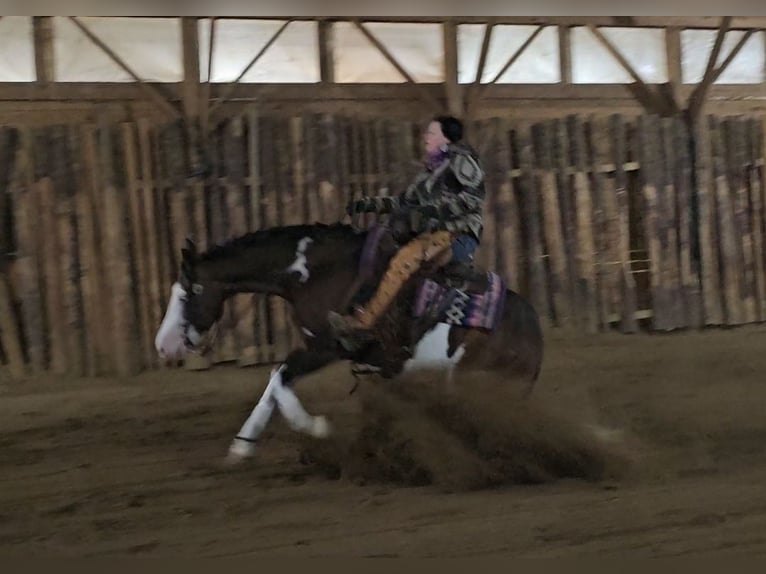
left=412, top=271, right=506, bottom=331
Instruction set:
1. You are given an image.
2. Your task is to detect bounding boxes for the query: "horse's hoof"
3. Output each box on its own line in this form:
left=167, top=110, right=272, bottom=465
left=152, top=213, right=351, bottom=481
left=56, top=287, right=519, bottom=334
left=225, top=438, right=256, bottom=465
left=310, top=415, right=331, bottom=439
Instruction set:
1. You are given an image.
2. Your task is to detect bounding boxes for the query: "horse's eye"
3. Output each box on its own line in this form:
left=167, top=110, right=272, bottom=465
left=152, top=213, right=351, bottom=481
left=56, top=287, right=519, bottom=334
left=192, top=283, right=204, bottom=295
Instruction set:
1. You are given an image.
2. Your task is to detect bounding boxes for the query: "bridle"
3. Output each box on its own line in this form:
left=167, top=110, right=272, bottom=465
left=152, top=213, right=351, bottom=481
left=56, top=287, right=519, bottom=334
left=179, top=282, right=219, bottom=353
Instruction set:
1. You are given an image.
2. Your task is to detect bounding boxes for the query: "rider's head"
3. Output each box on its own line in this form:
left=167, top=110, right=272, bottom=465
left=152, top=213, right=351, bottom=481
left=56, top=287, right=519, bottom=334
left=425, top=115, right=463, bottom=154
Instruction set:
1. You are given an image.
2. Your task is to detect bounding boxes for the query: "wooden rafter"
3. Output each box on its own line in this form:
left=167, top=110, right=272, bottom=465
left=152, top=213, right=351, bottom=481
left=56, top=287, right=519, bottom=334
left=208, top=19, right=292, bottom=117
left=477, top=25, right=545, bottom=100
left=442, top=21, right=462, bottom=116
left=68, top=17, right=181, bottom=119
left=32, top=17, right=54, bottom=84
left=181, top=17, right=200, bottom=119
left=587, top=24, right=669, bottom=115
left=208, top=16, right=766, bottom=29
left=465, top=21, right=495, bottom=119
left=558, top=25, right=572, bottom=84
left=665, top=27, right=682, bottom=111
left=474, top=21, right=495, bottom=86
left=352, top=20, right=443, bottom=112
left=201, top=17, right=217, bottom=134
left=687, top=17, right=734, bottom=120
left=318, top=21, right=335, bottom=83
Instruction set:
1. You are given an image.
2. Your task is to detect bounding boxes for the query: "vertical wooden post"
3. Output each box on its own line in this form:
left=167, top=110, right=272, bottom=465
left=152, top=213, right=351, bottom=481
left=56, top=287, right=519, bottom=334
left=443, top=21, right=463, bottom=116
left=11, top=128, right=46, bottom=371
left=728, top=117, right=757, bottom=323
left=495, top=118, right=521, bottom=293
left=586, top=115, right=612, bottom=330
left=73, top=126, right=100, bottom=375
left=32, top=17, right=54, bottom=83
left=246, top=106, right=271, bottom=364
left=675, top=116, right=703, bottom=328
left=99, top=122, right=141, bottom=375
left=0, top=128, right=27, bottom=377
left=558, top=25, right=572, bottom=85
left=52, top=125, right=85, bottom=377
left=137, top=120, right=165, bottom=346
left=318, top=21, right=335, bottom=84
left=120, top=123, right=153, bottom=368
left=80, top=124, right=112, bottom=374
left=693, top=115, right=724, bottom=325
left=0, top=271, right=26, bottom=378
left=710, top=115, right=744, bottom=325
left=533, top=120, right=571, bottom=327
left=665, top=27, right=682, bottom=111
left=660, top=117, right=684, bottom=329
left=517, top=127, right=550, bottom=327
left=36, top=128, right=68, bottom=374
left=610, top=114, right=638, bottom=333
left=638, top=115, right=669, bottom=331
left=748, top=117, right=766, bottom=321
left=0, top=128, right=18, bottom=268
left=317, top=113, right=342, bottom=222
left=554, top=118, right=578, bottom=325
left=569, top=115, right=599, bottom=333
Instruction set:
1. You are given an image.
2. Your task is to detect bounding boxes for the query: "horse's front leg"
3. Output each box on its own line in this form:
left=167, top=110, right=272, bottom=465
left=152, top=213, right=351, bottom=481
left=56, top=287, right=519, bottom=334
left=227, top=349, right=338, bottom=462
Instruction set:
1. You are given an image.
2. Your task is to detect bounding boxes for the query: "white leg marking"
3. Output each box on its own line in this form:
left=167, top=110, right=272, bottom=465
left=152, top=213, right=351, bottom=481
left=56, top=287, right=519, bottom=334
left=270, top=369, right=330, bottom=438
left=226, top=366, right=282, bottom=461
left=404, top=323, right=465, bottom=374
left=286, top=236, right=314, bottom=283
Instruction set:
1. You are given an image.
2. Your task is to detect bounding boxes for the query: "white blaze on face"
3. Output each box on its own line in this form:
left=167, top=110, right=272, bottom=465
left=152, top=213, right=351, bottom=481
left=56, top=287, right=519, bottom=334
left=155, top=282, right=189, bottom=360
left=286, top=237, right=314, bottom=283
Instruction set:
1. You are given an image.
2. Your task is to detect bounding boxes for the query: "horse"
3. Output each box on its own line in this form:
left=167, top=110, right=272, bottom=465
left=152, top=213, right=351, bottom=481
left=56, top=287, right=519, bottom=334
left=154, top=221, right=544, bottom=462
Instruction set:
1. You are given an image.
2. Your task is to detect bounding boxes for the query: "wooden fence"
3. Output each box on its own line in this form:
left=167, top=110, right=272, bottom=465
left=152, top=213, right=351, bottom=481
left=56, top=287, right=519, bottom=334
left=0, top=110, right=764, bottom=378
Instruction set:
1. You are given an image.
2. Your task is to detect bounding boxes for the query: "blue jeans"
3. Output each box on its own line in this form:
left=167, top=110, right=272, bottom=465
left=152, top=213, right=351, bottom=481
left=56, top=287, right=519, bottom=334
left=451, top=235, right=478, bottom=264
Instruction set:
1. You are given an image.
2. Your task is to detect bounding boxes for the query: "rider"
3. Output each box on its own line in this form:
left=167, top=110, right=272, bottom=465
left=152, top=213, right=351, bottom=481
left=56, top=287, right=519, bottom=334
left=327, top=115, right=486, bottom=350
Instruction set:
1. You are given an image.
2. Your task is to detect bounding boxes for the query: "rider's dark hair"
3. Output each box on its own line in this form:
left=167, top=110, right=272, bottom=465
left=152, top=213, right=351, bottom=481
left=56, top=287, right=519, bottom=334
left=434, top=115, right=464, bottom=143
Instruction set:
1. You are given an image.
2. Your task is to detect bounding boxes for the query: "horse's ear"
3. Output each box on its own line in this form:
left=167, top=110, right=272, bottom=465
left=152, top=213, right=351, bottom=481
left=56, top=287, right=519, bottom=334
left=182, top=237, right=197, bottom=262
left=180, top=238, right=197, bottom=285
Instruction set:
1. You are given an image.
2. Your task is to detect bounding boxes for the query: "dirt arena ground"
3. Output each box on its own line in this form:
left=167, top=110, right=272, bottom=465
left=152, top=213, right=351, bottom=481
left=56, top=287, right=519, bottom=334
left=3, top=325, right=766, bottom=557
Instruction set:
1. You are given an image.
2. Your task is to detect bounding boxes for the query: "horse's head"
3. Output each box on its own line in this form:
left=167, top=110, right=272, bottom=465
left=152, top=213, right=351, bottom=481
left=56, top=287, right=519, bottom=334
left=154, top=238, right=227, bottom=362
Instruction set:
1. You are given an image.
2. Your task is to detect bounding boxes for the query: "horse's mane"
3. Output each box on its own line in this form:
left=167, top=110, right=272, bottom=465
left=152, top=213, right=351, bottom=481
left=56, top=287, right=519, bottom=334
left=196, top=222, right=364, bottom=263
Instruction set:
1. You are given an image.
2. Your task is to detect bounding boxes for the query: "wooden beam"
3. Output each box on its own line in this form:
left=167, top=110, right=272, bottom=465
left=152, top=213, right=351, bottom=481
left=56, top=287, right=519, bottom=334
left=209, top=16, right=766, bottom=29
left=201, top=17, right=216, bottom=135
left=32, top=17, right=54, bottom=83
left=474, top=22, right=494, bottom=85
left=181, top=16, right=201, bottom=119
left=208, top=19, right=291, bottom=117
left=466, top=21, right=494, bottom=120
left=687, top=17, right=732, bottom=119
left=477, top=25, right=544, bottom=101
left=587, top=24, right=667, bottom=115
left=1, top=81, right=766, bottom=105
left=442, top=21, right=462, bottom=115
left=666, top=27, right=682, bottom=108
left=352, top=20, right=443, bottom=112
left=559, top=25, right=572, bottom=84
left=68, top=17, right=181, bottom=119
left=318, top=20, right=335, bottom=83
left=708, top=29, right=756, bottom=85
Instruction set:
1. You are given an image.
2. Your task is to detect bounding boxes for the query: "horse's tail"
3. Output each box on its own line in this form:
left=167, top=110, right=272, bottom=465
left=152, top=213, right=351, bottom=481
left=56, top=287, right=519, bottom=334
left=509, top=288, right=544, bottom=381
left=490, top=288, right=545, bottom=391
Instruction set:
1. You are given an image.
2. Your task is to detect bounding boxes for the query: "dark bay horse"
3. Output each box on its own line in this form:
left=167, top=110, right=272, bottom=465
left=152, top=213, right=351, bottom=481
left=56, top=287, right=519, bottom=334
left=154, top=222, right=544, bottom=461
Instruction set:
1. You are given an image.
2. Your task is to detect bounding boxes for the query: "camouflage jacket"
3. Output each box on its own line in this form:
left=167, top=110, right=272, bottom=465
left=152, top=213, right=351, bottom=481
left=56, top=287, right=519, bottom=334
left=349, top=142, right=485, bottom=241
